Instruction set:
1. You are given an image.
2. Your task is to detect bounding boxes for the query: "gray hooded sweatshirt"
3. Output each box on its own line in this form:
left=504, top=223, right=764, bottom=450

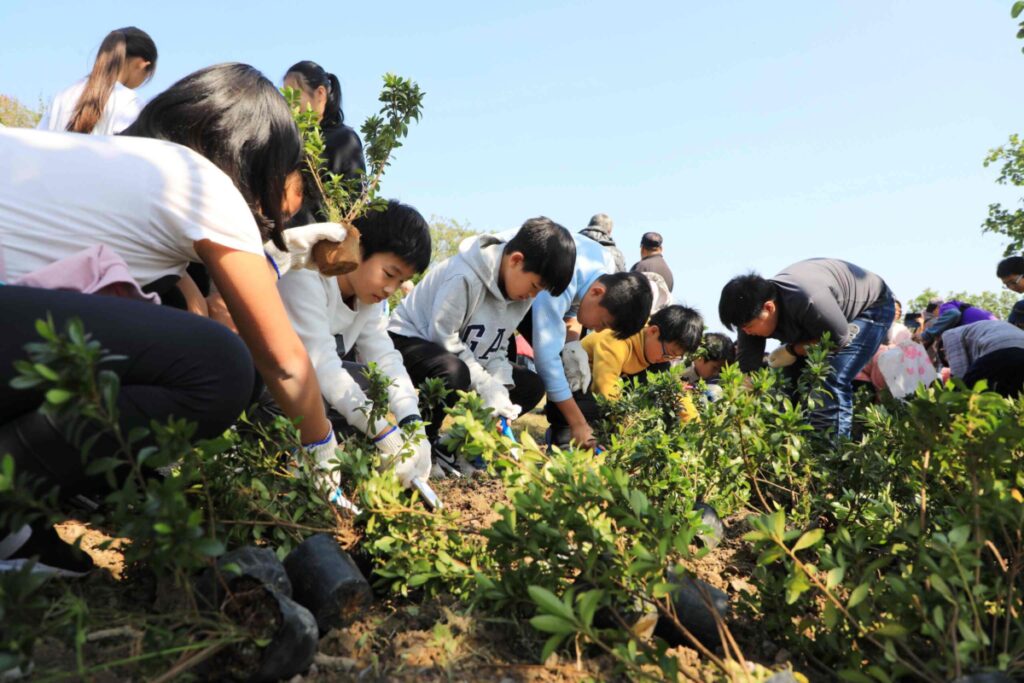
left=388, top=234, right=528, bottom=390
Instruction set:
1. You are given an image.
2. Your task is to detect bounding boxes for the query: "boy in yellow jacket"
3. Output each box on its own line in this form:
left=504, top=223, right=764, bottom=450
left=546, top=305, right=703, bottom=447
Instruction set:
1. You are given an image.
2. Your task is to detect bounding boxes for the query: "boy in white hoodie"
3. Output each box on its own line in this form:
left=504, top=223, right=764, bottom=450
left=388, top=217, right=576, bottom=470
left=277, top=200, right=433, bottom=490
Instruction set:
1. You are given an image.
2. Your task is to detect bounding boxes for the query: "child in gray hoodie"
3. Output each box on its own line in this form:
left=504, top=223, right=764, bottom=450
left=388, top=217, right=576, bottom=466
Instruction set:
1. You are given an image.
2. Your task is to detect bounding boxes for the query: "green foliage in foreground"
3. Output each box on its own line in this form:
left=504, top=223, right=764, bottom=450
left=2, top=318, right=1023, bottom=681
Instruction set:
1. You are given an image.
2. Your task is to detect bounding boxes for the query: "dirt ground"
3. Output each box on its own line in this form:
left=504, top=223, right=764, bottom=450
left=38, top=403, right=796, bottom=681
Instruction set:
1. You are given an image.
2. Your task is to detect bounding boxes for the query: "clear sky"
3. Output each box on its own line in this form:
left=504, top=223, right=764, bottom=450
left=2, top=1, right=1022, bottom=332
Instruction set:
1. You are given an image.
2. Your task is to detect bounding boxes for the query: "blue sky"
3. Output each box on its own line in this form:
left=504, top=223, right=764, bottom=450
left=2, top=1, right=1022, bottom=331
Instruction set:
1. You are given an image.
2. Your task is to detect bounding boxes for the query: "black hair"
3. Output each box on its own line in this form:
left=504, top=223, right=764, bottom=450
left=649, top=305, right=704, bottom=352
left=353, top=200, right=432, bottom=273
left=997, top=256, right=1024, bottom=278
left=504, top=216, right=576, bottom=296
left=595, top=272, right=653, bottom=339
left=925, top=301, right=942, bottom=314
left=122, top=63, right=301, bottom=250
left=68, top=27, right=157, bottom=134
left=718, top=273, right=776, bottom=331
left=284, top=60, right=344, bottom=127
left=700, top=332, right=736, bottom=363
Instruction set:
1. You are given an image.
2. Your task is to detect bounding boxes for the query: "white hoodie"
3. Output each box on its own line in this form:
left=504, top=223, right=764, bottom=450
left=388, top=234, right=528, bottom=400
left=278, top=268, right=420, bottom=435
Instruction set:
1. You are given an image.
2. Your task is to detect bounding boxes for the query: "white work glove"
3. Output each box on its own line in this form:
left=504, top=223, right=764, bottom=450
left=476, top=376, right=521, bottom=420
left=768, top=345, right=798, bottom=368
left=373, top=425, right=432, bottom=488
left=561, top=341, right=592, bottom=394
left=263, top=222, right=348, bottom=278
left=302, top=430, right=361, bottom=514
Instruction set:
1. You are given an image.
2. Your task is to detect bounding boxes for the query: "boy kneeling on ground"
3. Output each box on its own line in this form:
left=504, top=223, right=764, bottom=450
left=550, top=305, right=704, bottom=449
left=277, top=200, right=433, bottom=492
left=388, top=217, right=576, bottom=475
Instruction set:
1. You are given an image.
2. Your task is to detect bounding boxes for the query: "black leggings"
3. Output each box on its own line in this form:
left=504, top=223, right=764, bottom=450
left=0, top=286, right=256, bottom=498
left=390, top=333, right=545, bottom=440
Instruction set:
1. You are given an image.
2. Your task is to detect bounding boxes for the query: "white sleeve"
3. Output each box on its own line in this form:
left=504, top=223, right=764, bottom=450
left=277, top=270, right=381, bottom=435
left=355, top=303, right=421, bottom=422
left=154, top=148, right=265, bottom=258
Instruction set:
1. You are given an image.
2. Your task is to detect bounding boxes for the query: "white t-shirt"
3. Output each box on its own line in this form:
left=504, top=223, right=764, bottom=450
left=0, top=127, right=264, bottom=287
left=37, top=78, right=143, bottom=135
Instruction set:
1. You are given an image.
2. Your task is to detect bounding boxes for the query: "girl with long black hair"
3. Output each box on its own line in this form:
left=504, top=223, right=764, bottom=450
left=0, top=63, right=345, bottom=575
left=38, top=27, right=158, bottom=135
left=283, top=60, right=367, bottom=226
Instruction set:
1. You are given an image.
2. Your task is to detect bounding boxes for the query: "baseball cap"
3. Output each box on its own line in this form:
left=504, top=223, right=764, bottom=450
left=640, top=231, right=663, bottom=249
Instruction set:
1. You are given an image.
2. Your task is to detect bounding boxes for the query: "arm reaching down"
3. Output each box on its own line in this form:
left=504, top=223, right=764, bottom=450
left=196, top=239, right=331, bottom=444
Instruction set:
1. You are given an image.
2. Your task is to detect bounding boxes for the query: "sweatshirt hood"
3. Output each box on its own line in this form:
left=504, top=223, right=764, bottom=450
left=457, top=234, right=506, bottom=300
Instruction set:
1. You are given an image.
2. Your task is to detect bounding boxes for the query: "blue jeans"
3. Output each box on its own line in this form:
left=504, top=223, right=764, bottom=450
left=809, top=290, right=895, bottom=441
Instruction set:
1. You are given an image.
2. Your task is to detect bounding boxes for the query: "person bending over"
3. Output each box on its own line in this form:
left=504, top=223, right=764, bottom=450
left=278, top=200, right=433, bottom=488
left=718, top=258, right=893, bottom=441
left=388, top=217, right=575, bottom=473
left=548, top=305, right=703, bottom=448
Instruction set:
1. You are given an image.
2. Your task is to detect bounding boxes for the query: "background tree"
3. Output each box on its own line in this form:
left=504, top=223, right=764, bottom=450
left=0, top=94, right=42, bottom=128
left=428, top=216, right=477, bottom=264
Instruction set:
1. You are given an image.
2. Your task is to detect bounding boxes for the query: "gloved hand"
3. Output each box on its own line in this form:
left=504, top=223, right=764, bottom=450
left=373, top=424, right=432, bottom=488
left=561, top=341, right=592, bottom=394
left=303, top=430, right=361, bottom=514
left=476, top=376, right=521, bottom=420
left=768, top=344, right=798, bottom=368
left=263, top=222, right=350, bottom=278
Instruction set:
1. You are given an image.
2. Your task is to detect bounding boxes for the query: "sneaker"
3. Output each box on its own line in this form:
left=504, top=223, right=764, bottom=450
left=431, top=441, right=462, bottom=478
left=0, top=524, right=94, bottom=578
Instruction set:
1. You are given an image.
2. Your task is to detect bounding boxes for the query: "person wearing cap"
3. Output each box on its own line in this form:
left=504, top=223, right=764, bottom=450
left=578, top=213, right=626, bottom=273
left=630, top=232, right=674, bottom=292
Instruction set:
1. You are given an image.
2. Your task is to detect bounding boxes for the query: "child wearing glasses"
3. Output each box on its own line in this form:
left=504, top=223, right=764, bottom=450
left=545, top=305, right=703, bottom=448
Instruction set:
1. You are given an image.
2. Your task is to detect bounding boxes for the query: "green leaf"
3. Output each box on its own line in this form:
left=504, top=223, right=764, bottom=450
left=826, top=566, right=845, bottom=589
left=793, top=528, right=824, bottom=552
left=948, top=524, right=970, bottom=548
left=838, top=669, right=874, bottom=683
left=528, top=585, right=575, bottom=621
left=1012, top=1, right=1024, bottom=19
left=873, top=622, right=908, bottom=638
left=577, top=589, right=603, bottom=628
left=153, top=522, right=173, bottom=535
left=529, top=614, right=577, bottom=635
left=194, top=538, right=225, bottom=557
left=847, top=583, right=870, bottom=609
left=45, top=388, right=72, bottom=405
left=33, top=363, right=58, bottom=381
left=540, top=633, right=566, bottom=662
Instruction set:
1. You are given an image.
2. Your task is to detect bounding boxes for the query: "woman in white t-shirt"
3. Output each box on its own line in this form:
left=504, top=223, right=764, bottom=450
left=0, top=64, right=345, bottom=575
left=37, top=27, right=157, bottom=135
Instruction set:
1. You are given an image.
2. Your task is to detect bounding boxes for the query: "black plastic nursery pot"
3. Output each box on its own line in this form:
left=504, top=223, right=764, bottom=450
left=283, top=533, right=373, bottom=635
left=250, top=587, right=319, bottom=683
left=654, top=571, right=730, bottom=651
left=693, top=501, right=725, bottom=550
left=195, top=546, right=292, bottom=611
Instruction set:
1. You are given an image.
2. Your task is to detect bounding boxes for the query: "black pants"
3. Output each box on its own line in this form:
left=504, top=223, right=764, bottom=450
left=963, top=348, right=1024, bottom=397
left=390, top=333, right=544, bottom=440
left=544, top=391, right=600, bottom=448
left=0, top=286, right=256, bottom=498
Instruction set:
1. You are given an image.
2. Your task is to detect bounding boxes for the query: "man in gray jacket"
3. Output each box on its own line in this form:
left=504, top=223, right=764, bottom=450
left=718, top=258, right=894, bottom=441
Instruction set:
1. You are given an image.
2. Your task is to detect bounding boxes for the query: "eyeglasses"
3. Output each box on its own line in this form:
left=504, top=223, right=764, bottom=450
left=1002, top=274, right=1023, bottom=289
left=660, top=340, right=684, bottom=361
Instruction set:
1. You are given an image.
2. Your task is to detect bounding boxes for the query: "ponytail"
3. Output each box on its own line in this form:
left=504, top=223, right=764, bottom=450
left=324, top=72, right=343, bottom=126
left=284, top=60, right=346, bottom=127
left=67, top=27, right=157, bottom=134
